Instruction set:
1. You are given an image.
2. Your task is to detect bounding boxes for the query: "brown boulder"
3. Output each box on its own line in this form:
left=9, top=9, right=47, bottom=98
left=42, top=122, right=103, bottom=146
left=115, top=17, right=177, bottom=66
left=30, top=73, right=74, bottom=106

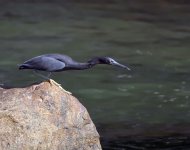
left=0, top=81, right=101, bottom=150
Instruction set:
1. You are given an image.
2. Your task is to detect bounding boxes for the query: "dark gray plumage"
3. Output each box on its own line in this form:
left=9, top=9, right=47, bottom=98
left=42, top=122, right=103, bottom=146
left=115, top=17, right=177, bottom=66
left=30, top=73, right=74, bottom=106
left=19, top=53, right=130, bottom=73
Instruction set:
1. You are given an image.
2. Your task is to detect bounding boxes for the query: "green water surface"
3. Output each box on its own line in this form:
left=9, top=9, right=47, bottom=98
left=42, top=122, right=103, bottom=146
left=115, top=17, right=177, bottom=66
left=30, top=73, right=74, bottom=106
left=0, top=1, right=190, bottom=140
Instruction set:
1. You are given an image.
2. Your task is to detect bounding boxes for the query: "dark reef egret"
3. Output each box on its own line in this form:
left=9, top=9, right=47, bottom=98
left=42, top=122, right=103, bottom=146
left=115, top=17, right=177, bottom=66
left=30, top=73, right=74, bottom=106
left=18, top=53, right=130, bottom=94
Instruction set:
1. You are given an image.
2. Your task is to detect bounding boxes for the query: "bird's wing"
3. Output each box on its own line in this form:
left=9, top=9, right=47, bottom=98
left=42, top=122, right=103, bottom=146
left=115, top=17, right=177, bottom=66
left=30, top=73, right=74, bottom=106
left=23, top=56, right=65, bottom=71
left=42, top=54, right=74, bottom=63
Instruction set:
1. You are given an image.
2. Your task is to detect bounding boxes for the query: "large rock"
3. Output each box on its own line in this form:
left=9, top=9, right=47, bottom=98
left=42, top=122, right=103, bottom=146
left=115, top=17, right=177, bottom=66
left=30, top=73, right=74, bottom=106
left=0, top=81, right=101, bottom=150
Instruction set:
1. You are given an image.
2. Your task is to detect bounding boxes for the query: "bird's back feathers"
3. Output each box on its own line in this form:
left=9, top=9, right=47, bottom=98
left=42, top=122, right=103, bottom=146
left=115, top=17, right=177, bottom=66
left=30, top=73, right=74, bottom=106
left=20, top=55, right=66, bottom=72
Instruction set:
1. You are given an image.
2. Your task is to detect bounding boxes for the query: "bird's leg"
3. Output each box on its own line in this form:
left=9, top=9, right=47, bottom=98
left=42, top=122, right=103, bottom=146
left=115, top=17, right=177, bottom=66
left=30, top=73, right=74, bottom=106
left=33, top=70, right=72, bottom=95
left=33, top=70, right=50, bottom=80
left=49, top=79, right=72, bottom=95
left=47, top=72, right=52, bottom=78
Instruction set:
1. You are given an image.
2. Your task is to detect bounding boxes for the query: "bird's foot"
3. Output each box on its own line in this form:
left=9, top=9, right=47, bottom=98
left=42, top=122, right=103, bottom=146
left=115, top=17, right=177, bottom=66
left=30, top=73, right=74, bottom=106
left=48, top=79, right=72, bottom=95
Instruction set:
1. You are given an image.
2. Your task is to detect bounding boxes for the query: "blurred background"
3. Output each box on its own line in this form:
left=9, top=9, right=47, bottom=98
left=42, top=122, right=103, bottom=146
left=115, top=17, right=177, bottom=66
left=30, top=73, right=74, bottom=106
left=0, top=0, right=190, bottom=149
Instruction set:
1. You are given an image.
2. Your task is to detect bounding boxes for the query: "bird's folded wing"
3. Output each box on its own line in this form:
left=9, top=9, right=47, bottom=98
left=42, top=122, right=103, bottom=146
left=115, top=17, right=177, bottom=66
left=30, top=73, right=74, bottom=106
left=24, top=56, right=66, bottom=71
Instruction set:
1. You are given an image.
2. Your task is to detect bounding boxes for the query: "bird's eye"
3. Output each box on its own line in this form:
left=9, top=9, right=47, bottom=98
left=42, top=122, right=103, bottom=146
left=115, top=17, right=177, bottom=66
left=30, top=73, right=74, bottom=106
left=110, top=60, right=114, bottom=63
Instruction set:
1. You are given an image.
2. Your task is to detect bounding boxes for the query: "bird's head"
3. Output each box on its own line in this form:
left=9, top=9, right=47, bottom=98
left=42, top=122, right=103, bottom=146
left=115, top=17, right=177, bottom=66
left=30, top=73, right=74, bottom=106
left=103, top=57, right=131, bottom=70
left=96, top=57, right=131, bottom=70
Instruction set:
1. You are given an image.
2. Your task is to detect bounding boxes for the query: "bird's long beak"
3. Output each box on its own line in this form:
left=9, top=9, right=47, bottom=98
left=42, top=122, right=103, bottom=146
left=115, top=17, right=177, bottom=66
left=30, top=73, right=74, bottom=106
left=112, top=61, right=131, bottom=70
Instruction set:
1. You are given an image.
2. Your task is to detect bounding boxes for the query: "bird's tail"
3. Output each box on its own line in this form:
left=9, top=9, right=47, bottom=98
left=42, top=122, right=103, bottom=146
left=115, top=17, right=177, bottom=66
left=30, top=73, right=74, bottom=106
left=18, top=64, right=31, bottom=70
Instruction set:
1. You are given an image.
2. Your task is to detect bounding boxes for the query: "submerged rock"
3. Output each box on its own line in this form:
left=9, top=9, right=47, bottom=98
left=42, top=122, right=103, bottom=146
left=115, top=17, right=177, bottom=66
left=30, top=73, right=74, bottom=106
left=0, top=81, right=101, bottom=150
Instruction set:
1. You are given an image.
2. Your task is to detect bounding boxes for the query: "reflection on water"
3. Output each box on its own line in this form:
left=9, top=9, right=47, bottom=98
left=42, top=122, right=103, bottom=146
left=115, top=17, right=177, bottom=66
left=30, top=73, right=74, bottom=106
left=99, top=122, right=190, bottom=149
left=0, top=1, right=190, bottom=149
left=102, top=135, right=190, bottom=150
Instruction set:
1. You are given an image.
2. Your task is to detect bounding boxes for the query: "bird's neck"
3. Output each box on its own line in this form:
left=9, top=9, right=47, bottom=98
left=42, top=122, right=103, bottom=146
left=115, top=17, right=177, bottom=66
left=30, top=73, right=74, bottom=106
left=88, top=57, right=105, bottom=65
left=66, top=62, right=92, bottom=70
left=66, top=57, right=104, bottom=70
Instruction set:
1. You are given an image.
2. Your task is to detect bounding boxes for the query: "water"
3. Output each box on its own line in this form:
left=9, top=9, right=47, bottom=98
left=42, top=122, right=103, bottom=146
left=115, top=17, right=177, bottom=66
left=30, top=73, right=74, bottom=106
left=0, top=1, right=190, bottom=149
